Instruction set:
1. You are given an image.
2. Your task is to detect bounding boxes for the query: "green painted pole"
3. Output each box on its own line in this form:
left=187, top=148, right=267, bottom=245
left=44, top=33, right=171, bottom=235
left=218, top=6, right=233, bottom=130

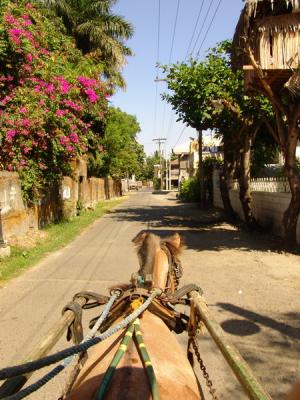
left=189, top=291, right=272, bottom=400
left=95, top=323, right=135, bottom=400
left=134, top=319, right=161, bottom=400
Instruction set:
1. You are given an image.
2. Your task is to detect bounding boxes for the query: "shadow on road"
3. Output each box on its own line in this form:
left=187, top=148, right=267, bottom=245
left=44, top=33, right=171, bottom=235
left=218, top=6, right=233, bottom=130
left=110, top=203, right=282, bottom=253
left=218, top=303, right=300, bottom=340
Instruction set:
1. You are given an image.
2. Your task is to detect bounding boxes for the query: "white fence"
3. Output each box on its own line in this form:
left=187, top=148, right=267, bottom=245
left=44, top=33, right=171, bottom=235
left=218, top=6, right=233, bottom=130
left=232, top=177, right=290, bottom=193
left=212, top=170, right=300, bottom=243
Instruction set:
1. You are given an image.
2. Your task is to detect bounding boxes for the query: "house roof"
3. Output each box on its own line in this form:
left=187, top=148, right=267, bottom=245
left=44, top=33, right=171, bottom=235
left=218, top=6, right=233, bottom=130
left=247, top=0, right=300, bottom=17
left=172, top=141, right=190, bottom=155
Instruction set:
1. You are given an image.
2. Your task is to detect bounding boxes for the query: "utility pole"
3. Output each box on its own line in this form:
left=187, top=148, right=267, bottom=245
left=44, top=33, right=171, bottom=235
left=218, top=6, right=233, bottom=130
left=153, top=138, right=166, bottom=190
left=198, top=130, right=205, bottom=208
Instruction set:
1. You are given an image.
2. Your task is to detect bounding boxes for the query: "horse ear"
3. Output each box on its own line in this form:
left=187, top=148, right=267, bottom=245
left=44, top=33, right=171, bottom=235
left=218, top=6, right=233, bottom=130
left=132, top=231, right=147, bottom=245
left=164, top=233, right=182, bottom=250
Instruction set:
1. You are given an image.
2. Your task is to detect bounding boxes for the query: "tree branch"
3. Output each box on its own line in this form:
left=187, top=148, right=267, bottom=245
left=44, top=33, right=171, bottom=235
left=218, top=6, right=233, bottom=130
left=245, top=42, right=288, bottom=117
left=261, top=116, right=280, bottom=146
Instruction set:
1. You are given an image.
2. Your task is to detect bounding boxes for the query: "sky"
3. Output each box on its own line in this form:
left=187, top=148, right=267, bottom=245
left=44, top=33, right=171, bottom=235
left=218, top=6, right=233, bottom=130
left=110, top=0, right=245, bottom=156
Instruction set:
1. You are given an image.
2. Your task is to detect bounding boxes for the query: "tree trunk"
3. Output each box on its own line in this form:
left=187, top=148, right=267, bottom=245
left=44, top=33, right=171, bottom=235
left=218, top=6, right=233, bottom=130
left=219, top=135, right=237, bottom=220
left=238, top=130, right=258, bottom=230
left=282, top=117, right=300, bottom=246
left=219, top=160, right=237, bottom=220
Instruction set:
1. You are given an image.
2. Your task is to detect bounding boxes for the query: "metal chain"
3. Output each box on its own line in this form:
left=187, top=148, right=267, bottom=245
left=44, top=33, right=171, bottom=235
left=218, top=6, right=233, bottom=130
left=190, top=336, right=219, bottom=400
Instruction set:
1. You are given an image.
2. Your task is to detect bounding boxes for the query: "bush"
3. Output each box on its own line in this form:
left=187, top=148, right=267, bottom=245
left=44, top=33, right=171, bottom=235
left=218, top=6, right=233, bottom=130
left=153, top=177, right=161, bottom=190
left=179, top=177, right=200, bottom=202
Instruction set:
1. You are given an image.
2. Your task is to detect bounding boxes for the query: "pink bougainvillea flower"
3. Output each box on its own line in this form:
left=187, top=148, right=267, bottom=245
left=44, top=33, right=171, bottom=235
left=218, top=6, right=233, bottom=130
left=55, top=109, right=66, bottom=117
left=23, top=147, right=31, bottom=154
left=63, top=99, right=82, bottom=112
left=60, top=136, right=68, bottom=146
left=45, top=83, right=54, bottom=93
left=4, top=14, right=16, bottom=24
left=9, top=28, right=23, bottom=37
left=7, top=165, right=14, bottom=171
left=77, top=76, right=97, bottom=88
left=6, top=129, right=16, bottom=141
left=85, top=88, right=98, bottom=103
left=26, top=54, right=33, bottom=62
left=40, top=48, right=50, bottom=56
left=21, top=118, right=31, bottom=128
left=1, top=95, right=12, bottom=106
left=66, top=145, right=74, bottom=152
left=19, top=107, right=28, bottom=113
left=69, top=132, right=79, bottom=143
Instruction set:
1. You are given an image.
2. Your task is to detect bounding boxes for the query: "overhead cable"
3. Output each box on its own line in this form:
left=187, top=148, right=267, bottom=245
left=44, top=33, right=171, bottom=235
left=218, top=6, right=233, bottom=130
left=190, top=0, right=214, bottom=57
left=184, top=0, right=205, bottom=60
left=196, top=0, right=223, bottom=58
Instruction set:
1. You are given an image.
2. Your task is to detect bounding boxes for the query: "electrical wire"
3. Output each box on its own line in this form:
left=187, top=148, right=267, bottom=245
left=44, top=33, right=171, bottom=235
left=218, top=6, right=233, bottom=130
left=153, top=0, right=161, bottom=138
left=162, top=0, right=180, bottom=151
left=184, top=0, right=205, bottom=60
left=173, top=125, right=187, bottom=148
left=168, top=0, right=180, bottom=64
left=190, top=0, right=214, bottom=56
left=196, top=0, right=223, bottom=58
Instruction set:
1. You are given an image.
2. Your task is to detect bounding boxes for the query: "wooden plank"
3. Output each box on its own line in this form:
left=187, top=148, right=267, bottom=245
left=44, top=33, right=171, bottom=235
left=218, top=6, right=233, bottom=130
left=243, top=65, right=255, bottom=70
left=0, top=297, right=87, bottom=398
left=189, top=291, right=273, bottom=400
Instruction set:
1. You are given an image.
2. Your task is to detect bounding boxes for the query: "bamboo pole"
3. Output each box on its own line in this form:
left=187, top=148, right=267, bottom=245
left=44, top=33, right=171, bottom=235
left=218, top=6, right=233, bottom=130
left=189, top=291, right=272, bottom=400
left=0, top=297, right=87, bottom=398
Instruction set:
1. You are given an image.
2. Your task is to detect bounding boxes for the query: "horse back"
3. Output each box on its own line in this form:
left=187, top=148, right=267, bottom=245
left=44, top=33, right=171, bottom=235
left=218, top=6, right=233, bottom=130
left=67, top=311, right=202, bottom=399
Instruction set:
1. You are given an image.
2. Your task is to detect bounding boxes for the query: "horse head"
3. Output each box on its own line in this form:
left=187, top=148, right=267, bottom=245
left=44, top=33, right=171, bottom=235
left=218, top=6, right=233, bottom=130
left=132, top=231, right=183, bottom=294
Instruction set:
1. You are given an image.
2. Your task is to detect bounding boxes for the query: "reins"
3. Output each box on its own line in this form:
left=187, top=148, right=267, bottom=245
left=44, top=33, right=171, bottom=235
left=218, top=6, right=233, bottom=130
left=0, top=288, right=163, bottom=400
left=0, top=241, right=204, bottom=400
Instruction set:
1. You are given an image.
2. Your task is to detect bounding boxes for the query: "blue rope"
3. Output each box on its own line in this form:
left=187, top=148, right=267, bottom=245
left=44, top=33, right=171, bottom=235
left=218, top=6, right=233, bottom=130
left=2, top=290, right=161, bottom=400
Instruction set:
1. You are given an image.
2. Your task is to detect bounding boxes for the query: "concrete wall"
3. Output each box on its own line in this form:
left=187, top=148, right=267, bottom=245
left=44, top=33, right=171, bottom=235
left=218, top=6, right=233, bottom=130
left=0, top=172, right=122, bottom=240
left=0, top=172, right=33, bottom=238
left=213, top=169, right=300, bottom=243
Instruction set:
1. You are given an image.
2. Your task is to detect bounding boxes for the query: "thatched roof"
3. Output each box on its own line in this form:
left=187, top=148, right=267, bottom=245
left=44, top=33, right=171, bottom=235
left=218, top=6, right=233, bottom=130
left=247, top=0, right=300, bottom=17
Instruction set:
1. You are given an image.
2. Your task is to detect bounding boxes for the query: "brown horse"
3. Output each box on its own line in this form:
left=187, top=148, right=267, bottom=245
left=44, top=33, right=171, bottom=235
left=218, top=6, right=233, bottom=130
left=66, top=232, right=202, bottom=400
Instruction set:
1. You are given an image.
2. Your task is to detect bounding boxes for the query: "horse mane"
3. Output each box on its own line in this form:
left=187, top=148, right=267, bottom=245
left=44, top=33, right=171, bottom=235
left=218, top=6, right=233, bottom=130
left=132, top=231, right=183, bottom=275
left=110, top=232, right=183, bottom=292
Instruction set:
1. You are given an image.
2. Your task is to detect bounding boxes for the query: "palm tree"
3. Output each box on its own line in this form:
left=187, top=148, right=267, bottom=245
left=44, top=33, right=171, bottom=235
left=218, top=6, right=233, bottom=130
left=43, top=0, right=134, bottom=85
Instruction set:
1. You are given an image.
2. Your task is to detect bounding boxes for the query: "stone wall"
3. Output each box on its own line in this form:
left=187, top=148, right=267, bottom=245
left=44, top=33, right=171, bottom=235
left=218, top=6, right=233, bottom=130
left=0, top=172, right=33, bottom=238
left=0, top=172, right=122, bottom=240
left=212, top=169, right=300, bottom=243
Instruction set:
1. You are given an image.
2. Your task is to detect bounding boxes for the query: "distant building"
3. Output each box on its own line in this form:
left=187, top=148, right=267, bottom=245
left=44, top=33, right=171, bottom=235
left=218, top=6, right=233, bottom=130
left=172, top=135, right=223, bottom=186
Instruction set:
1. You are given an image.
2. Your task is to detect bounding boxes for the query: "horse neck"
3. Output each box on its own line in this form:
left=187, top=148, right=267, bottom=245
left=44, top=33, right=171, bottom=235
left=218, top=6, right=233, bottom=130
left=138, top=235, right=169, bottom=290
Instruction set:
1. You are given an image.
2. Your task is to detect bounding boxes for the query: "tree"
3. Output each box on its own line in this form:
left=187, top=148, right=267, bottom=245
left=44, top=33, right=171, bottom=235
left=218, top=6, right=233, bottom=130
left=0, top=0, right=108, bottom=202
left=42, top=0, right=133, bottom=87
left=88, top=107, right=145, bottom=179
left=139, top=151, right=161, bottom=181
left=242, top=42, right=300, bottom=246
left=162, top=42, right=274, bottom=228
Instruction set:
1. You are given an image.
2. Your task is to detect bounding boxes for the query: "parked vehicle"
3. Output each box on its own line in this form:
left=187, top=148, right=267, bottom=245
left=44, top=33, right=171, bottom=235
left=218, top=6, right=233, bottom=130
left=129, top=181, right=138, bottom=190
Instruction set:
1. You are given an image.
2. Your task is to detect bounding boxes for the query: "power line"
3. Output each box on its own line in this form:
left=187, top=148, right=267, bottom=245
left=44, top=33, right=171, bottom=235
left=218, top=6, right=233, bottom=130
left=196, top=0, right=223, bottom=58
left=184, top=0, right=205, bottom=60
left=190, top=0, right=214, bottom=57
left=173, top=125, right=187, bottom=148
left=163, top=0, right=180, bottom=151
left=168, top=0, right=180, bottom=64
left=153, top=0, right=161, bottom=138
left=156, top=0, right=161, bottom=66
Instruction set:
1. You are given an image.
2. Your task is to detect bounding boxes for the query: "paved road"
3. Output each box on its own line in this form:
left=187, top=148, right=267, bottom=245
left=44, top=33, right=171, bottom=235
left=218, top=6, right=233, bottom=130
left=0, top=190, right=300, bottom=399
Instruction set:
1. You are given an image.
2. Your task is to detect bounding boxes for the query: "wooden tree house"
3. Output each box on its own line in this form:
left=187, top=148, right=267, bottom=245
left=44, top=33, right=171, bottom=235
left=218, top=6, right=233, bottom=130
left=233, top=0, right=300, bottom=93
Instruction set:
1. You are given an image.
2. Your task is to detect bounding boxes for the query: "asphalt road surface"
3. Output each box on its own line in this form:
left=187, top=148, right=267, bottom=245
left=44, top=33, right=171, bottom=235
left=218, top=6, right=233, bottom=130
left=0, top=189, right=300, bottom=399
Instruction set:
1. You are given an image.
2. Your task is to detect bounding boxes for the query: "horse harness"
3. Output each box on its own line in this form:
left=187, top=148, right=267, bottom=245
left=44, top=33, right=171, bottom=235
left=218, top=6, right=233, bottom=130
left=60, top=252, right=219, bottom=400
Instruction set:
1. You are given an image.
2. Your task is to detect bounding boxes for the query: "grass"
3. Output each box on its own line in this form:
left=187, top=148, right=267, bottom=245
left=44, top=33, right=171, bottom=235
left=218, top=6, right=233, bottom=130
left=0, top=197, right=125, bottom=283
